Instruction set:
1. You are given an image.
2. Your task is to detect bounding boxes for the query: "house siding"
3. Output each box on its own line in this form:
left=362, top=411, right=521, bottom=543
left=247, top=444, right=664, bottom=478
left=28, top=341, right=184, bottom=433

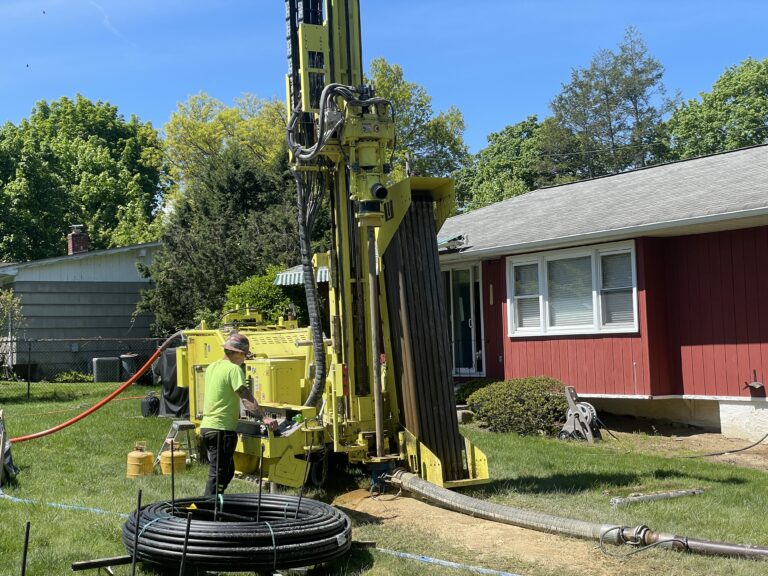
left=12, top=281, right=153, bottom=339
left=661, top=227, right=768, bottom=399
left=481, top=259, right=505, bottom=379
left=481, top=228, right=768, bottom=400
left=495, top=240, right=650, bottom=395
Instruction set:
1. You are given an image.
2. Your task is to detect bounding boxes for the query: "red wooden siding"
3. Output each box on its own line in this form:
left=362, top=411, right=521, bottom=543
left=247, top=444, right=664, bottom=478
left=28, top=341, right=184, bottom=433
left=480, top=227, right=768, bottom=399
left=494, top=240, right=651, bottom=396
left=661, top=227, right=768, bottom=398
left=482, top=259, right=505, bottom=380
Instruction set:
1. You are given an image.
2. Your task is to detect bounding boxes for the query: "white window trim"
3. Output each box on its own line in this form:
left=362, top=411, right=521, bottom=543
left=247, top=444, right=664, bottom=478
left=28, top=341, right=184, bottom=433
left=506, top=240, right=638, bottom=337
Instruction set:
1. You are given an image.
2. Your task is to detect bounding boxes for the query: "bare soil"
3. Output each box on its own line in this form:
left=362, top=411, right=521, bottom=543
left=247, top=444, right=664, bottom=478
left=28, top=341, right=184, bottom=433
left=600, top=414, right=768, bottom=472
left=333, top=417, right=768, bottom=575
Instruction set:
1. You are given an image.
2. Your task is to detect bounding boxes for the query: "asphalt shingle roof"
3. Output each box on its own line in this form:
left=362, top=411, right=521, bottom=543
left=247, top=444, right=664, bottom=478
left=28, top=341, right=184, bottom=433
left=440, top=145, right=768, bottom=257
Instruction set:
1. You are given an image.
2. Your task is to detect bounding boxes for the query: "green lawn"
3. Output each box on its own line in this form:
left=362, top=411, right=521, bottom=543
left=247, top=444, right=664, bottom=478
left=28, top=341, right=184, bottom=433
left=1, top=386, right=767, bottom=575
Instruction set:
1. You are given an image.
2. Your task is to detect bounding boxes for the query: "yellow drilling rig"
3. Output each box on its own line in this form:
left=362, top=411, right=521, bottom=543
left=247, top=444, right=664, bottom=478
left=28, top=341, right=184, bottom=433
left=175, top=0, right=489, bottom=489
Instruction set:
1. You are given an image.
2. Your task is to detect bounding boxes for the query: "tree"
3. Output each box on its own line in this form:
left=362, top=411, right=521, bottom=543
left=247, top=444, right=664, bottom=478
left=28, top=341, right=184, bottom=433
left=667, top=58, right=768, bottom=158
left=550, top=27, right=675, bottom=177
left=368, top=58, right=468, bottom=178
left=0, top=96, right=167, bottom=262
left=138, top=94, right=300, bottom=333
left=0, top=289, right=24, bottom=378
left=454, top=116, right=582, bottom=211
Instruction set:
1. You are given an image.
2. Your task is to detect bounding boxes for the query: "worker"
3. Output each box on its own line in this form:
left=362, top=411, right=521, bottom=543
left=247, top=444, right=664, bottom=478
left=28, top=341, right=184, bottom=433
left=200, top=332, right=276, bottom=496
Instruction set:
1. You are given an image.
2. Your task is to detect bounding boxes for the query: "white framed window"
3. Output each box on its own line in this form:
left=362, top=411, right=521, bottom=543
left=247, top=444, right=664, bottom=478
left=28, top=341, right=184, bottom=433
left=506, top=241, right=638, bottom=337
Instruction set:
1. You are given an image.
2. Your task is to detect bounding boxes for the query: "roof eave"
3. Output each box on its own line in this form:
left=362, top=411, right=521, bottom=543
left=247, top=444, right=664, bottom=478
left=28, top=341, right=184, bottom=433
left=440, top=206, right=768, bottom=262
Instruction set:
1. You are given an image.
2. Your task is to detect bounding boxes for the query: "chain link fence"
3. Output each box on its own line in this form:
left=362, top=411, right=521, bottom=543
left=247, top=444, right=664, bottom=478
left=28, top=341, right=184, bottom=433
left=0, top=337, right=163, bottom=401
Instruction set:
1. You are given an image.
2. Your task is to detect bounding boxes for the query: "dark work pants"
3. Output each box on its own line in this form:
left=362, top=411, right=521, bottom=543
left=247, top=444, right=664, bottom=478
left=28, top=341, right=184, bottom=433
left=201, top=429, right=238, bottom=496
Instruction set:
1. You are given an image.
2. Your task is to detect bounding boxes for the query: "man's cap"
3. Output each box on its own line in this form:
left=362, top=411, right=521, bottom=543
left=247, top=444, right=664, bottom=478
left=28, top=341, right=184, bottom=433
left=222, top=333, right=250, bottom=354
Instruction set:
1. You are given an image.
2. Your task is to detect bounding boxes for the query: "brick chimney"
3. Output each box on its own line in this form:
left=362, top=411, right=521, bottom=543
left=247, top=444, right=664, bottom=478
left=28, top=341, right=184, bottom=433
left=67, top=225, right=90, bottom=255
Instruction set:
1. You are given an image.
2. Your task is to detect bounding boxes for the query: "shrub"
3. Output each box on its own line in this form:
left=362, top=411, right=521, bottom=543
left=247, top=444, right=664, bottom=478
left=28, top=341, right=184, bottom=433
left=222, top=265, right=293, bottom=324
left=52, top=370, right=92, bottom=383
left=455, top=379, right=493, bottom=404
left=466, top=376, right=568, bottom=436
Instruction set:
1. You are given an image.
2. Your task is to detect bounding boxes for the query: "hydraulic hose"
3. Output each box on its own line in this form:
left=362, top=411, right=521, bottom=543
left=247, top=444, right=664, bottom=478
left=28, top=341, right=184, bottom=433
left=122, top=493, right=351, bottom=572
left=10, top=331, right=184, bottom=443
left=389, top=470, right=768, bottom=561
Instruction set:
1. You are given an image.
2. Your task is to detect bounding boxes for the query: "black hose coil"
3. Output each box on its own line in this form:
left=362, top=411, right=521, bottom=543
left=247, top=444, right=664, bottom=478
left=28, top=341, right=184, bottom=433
left=122, top=493, right=352, bottom=572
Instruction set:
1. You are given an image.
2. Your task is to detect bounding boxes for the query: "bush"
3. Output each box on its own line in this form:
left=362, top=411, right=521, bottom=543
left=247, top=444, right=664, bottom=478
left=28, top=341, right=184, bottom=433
left=455, top=379, right=493, bottom=404
left=221, top=265, right=293, bottom=324
left=466, top=376, right=568, bottom=436
left=52, top=370, right=92, bottom=383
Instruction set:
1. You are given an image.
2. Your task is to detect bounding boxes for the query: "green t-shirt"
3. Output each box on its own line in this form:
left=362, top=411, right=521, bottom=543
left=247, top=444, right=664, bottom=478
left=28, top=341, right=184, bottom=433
left=200, top=358, right=246, bottom=431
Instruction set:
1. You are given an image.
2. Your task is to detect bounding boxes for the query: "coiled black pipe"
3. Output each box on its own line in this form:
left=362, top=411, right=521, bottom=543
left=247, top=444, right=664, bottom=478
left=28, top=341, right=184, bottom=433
left=122, top=493, right=351, bottom=572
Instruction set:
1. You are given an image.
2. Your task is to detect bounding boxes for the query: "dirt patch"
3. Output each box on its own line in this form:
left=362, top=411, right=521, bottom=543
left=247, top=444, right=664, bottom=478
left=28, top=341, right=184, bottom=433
left=335, top=489, right=621, bottom=576
left=600, top=415, right=768, bottom=472
left=333, top=419, right=768, bottom=575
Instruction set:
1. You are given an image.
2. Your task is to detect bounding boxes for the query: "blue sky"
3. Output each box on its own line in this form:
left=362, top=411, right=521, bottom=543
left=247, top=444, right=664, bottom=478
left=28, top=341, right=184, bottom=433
left=1, top=0, right=766, bottom=152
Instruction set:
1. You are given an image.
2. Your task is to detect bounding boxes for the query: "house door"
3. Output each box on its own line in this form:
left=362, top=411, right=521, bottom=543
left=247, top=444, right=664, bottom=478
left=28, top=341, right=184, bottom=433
left=443, top=265, right=484, bottom=376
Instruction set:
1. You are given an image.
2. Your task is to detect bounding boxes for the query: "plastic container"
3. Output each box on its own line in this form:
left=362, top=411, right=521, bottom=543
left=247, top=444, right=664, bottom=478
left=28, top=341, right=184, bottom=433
left=120, top=353, right=139, bottom=379
left=127, top=442, right=154, bottom=478
left=160, top=442, right=186, bottom=475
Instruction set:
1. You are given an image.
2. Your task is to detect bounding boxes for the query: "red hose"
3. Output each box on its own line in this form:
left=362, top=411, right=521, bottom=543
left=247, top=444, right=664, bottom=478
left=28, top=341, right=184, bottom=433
left=10, top=331, right=183, bottom=444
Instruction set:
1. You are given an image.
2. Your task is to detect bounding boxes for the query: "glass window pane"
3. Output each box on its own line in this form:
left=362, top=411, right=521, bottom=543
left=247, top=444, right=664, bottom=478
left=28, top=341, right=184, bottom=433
left=514, top=264, right=539, bottom=296
left=602, top=253, right=632, bottom=289
left=602, top=289, right=634, bottom=325
left=516, top=297, right=540, bottom=328
left=547, top=256, right=593, bottom=327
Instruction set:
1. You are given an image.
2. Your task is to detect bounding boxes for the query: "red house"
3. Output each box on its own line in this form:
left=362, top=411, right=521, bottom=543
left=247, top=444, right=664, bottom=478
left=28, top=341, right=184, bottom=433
left=438, top=145, right=768, bottom=440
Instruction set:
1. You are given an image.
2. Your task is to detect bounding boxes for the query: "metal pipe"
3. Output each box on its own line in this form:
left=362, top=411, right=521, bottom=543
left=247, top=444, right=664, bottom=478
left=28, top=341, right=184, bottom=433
left=367, top=226, right=385, bottom=457
left=20, top=521, right=30, bottom=576
left=389, top=470, right=768, bottom=561
left=178, top=512, right=192, bottom=575
left=256, top=443, right=264, bottom=523
left=170, top=440, right=176, bottom=512
left=295, top=431, right=315, bottom=519
left=130, top=490, right=142, bottom=576
left=214, top=431, right=221, bottom=522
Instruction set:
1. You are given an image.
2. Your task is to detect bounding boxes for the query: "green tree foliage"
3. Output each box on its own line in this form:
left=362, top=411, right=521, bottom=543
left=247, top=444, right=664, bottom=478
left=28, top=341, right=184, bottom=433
left=667, top=58, right=768, bottom=158
left=550, top=27, right=675, bottom=177
left=0, top=289, right=24, bottom=336
left=456, top=28, right=673, bottom=212
left=0, top=95, right=167, bottom=261
left=222, top=266, right=293, bottom=324
left=454, top=116, right=581, bottom=210
left=368, top=58, right=468, bottom=178
left=138, top=94, right=300, bottom=333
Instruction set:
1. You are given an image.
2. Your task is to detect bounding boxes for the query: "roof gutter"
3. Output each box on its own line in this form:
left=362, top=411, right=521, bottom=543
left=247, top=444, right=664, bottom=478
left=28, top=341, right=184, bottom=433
left=440, top=206, right=768, bottom=263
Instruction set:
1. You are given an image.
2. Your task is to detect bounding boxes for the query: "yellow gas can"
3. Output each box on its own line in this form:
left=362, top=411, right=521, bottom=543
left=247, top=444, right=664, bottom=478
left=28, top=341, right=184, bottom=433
left=127, top=442, right=154, bottom=478
left=160, top=442, right=186, bottom=475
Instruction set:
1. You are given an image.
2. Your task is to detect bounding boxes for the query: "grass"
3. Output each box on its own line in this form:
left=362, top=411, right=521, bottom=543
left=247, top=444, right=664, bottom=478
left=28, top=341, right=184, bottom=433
left=0, top=385, right=766, bottom=575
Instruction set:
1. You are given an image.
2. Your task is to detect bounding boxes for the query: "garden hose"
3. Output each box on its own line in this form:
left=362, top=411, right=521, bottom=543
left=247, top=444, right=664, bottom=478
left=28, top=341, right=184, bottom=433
left=122, top=493, right=351, bottom=572
left=10, top=331, right=184, bottom=443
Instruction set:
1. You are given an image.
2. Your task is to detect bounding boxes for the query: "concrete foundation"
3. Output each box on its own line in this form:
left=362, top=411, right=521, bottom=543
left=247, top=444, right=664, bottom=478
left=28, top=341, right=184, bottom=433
left=587, top=397, right=721, bottom=431
left=719, top=400, right=768, bottom=441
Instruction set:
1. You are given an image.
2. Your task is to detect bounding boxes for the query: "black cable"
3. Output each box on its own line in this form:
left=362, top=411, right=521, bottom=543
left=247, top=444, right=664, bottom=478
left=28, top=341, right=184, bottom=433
left=682, top=430, right=768, bottom=459
left=122, top=494, right=351, bottom=572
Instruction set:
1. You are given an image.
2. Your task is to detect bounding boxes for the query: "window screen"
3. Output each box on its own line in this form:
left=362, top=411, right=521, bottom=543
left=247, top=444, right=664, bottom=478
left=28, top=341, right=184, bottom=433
left=547, top=256, right=593, bottom=327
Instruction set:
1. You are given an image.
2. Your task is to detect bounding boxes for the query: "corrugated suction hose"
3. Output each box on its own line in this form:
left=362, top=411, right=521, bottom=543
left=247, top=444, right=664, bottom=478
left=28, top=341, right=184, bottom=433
left=389, top=470, right=768, bottom=561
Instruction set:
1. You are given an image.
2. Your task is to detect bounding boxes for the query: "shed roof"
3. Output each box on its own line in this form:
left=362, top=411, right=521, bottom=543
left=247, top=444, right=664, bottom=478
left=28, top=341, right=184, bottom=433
left=439, top=145, right=768, bottom=260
